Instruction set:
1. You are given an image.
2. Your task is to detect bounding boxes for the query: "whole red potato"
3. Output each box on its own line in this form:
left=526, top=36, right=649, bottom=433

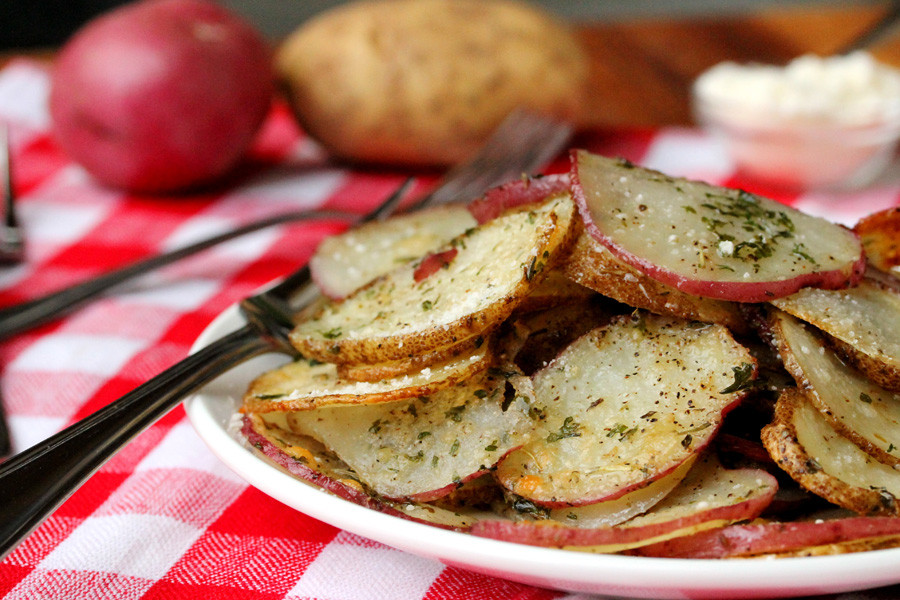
left=50, top=0, right=273, bottom=193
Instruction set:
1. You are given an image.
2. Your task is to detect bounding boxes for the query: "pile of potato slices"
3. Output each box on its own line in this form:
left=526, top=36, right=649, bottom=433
left=241, top=149, right=900, bottom=558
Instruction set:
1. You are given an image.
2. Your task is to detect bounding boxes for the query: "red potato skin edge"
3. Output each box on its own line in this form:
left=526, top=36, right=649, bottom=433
left=632, top=516, right=900, bottom=559
left=518, top=381, right=754, bottom=510
left=472, top=468, right=778, bottom=548
left=243, top=415, right=520, bottom=507
left=405, top=444, right=524, bottom=503
left=241, top=416, right=469, bottom=530
left=242, top=416, right=387, bottom=507
left=569, top=151, right=867, bottom=303
left=715, top=433, right=776, bottom=466
left=468, top=173, right=572, bottom=224
left=313, top=173, right=569, bottom=299
left=413, top=248, right=459, bottom=282
left=496, top=316, right=759, bottom=509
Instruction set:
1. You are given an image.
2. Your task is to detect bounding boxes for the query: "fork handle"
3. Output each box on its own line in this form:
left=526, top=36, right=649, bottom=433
left=0, top=323, right=270, bottom=560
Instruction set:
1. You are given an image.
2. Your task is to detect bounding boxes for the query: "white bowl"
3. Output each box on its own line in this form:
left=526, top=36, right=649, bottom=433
left=693, top=54, right=900, bottom=190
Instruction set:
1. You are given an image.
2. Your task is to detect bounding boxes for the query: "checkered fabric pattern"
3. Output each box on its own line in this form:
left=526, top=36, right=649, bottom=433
left=0, top=60, right=899, bottom=600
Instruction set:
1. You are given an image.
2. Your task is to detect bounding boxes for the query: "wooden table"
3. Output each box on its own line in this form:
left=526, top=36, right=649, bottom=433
left=576, top=2, right=900, bottom=128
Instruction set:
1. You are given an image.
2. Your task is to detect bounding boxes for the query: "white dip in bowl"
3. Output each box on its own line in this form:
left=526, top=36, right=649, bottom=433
left=694, top=52, right=900, bottom=189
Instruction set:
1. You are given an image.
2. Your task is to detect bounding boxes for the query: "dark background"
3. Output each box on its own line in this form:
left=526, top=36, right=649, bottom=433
left=1, top=1, right=128, bottom=49
left=1, top=0, right=881, bottom=50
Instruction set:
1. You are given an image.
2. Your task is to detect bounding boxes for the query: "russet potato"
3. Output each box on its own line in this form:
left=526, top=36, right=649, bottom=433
left=276, top=0, right=589, bottom=167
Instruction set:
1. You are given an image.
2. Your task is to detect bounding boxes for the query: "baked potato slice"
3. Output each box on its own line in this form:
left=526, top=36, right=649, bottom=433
left=475, top=454, right=776, bottom=552
left=854, top=205, right=900, bottom=274
left=276, top=367, right=536, bottom=501
left=290, top=193, right=578, bottom=364
left=768, top=309, right=900, bottom=467
left=492, top=456, right=697, bottom=529
left=515, top=269, right=596, bottom=314
left=562, top=231, right=748, bottom=333
left=772, top=278, right=900, bottom=391
left=756, top=533, right=900, bottom=557
left=495, top=313, right=756, bottom=507
left=634, top=515, right=900, bottom=558
left=336, top=334, right=486, bottom=383
left=310, top=203, right=477, bottom=299
left=572, top=151, right=865, bottom=302
left=243, top=414, right=480, bottom=530
left=242, top=343, right=490, bottom=412
left=500, top=298, right=616, bottom=375
left=761, top=387, right=900, bottom=516
left=543, top=455, right=697, bottom=529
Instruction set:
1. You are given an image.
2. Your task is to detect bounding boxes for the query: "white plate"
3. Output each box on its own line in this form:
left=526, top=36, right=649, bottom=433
left=184, top=303, right=900, bottom=599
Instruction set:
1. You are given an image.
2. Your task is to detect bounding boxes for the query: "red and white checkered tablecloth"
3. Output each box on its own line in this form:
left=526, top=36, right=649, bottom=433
left=1, top=59, right=900, bottom=600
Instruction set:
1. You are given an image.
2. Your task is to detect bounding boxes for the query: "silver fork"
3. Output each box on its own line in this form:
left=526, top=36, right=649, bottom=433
left=0, top=124, right=23, bottom=459
left=0, top=124, right=24, bottom=265
left=0, top=109, right=572, bottom=558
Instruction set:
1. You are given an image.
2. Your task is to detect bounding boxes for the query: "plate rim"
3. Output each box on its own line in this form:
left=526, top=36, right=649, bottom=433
left=183, top=302, right=900, bottom=599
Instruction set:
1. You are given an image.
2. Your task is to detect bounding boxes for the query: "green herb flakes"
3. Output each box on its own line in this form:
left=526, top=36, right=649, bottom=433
left=720, top=362, right=755, bottom=394
left=445, top=404, right=467, bottom=422
left=322, top=327, right=342, bottom=339
left=547, top=416, right=582, bottom=442
left=606, top=422, right=638, bottom=441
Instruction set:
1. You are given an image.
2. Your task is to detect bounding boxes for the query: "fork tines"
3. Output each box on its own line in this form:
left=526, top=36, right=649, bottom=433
left=409, top=109, right=573, bottom=211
